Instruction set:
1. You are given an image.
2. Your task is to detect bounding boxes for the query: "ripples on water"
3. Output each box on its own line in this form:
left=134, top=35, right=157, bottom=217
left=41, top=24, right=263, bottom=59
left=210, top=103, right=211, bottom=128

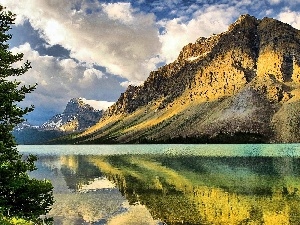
left=19, top=144, right=300, bottom=225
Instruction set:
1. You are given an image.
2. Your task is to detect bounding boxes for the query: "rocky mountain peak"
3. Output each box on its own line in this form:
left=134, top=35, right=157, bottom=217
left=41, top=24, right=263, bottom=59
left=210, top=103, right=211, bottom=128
left=228, top=14, right=258, bottom=31
left=64, top=98, right=99, bottom=115
left=41, top=98, right=103, bottom=132
left=105, top=15, right=263, bottom=117
left=107, top=14, right=300, bottom=118
left=77, top=15, right=300, bottom=144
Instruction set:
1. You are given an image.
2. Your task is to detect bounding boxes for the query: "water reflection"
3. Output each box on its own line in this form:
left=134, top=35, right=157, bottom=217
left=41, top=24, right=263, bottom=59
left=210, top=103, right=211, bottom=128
left=31, top=149, right=300, bottom=225
left=60, top=155, right=103, bottom=191
left=87, top=155, right=300, bottom=225
left=32, top=154, right=161, bottom=224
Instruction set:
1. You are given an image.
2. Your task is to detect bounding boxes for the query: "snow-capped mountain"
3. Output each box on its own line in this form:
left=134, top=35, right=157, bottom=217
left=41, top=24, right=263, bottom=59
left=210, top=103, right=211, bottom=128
left=13, top=98, right=113, bottom=144
left=41, top=98, right=107, bottom=132
left=13, top=121, right=39, bottom=131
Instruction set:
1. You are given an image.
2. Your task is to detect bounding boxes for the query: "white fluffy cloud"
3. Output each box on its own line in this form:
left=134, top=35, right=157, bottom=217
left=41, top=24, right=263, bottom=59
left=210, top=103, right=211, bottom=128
left=268, top=0, right=281, bottom=5
left=278, top=9, right=300, bottom=29
left=159, top=4, right=240, bottom=63
left=1, top=0, right=161, bottom=83
left=10, top=43, right=125, bottom=123
left=80, top=98, right=114, bottom=111
left=83, top=68, right=104, bottom=80
left=102, top=2, right=134, bottom=24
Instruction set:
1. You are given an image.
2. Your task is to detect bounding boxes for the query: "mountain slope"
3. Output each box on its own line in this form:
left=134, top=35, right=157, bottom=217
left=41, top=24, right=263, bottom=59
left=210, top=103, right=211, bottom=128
left=73, top=14, right=300, bottom=144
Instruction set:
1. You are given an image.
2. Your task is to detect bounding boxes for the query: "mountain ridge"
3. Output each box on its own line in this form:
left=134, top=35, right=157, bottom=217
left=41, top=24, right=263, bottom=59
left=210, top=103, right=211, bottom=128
left=57, top=15, right=300, bottom=143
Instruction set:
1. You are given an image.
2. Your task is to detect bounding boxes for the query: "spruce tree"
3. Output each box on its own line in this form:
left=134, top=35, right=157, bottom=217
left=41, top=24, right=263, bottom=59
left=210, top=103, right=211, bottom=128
left=0, top=5, right=53, bottom=224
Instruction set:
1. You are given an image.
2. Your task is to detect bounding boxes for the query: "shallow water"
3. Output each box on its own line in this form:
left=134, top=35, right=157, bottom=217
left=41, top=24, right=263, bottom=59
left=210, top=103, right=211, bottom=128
left=19, top=144, right=300, bottom=225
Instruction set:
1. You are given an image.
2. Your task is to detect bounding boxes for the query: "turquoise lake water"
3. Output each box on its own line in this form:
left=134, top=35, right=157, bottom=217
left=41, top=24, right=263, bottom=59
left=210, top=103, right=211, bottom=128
left=18, top=144, right=300, bottom=225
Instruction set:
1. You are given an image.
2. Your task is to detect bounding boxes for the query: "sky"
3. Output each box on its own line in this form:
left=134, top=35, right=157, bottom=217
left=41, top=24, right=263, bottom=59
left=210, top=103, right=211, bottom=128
left=1, top=0, right=300, bottom=125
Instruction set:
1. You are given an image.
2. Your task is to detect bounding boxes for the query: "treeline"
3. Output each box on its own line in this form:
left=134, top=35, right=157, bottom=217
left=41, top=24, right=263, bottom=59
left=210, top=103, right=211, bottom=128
left=138, top=132, right=268, bottom=144
left=58, top=131, right=268, bottom=144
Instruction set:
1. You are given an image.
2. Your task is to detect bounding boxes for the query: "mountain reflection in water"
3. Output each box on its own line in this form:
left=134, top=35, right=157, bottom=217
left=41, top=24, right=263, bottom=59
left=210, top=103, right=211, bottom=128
left=31, top=155, right=160, bottom=225
left=26, top=145, right=300, bottom=225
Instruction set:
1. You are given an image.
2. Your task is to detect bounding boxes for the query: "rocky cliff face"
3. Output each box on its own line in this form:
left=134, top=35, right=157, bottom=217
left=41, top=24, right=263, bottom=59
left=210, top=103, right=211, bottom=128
left=75, top=15, right=300, bottom=144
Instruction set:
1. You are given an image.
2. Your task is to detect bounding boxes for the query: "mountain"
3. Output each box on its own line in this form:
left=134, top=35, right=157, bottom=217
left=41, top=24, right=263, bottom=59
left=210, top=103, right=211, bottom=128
left=67, top=15, right=300, bottom=144
left=14, top=121, right=39, bottom=131
left=41, top=98, right=104, bottom=132
left=13, top=98, right=105, bottom=144
left=13, top=124, right=64, bottom=145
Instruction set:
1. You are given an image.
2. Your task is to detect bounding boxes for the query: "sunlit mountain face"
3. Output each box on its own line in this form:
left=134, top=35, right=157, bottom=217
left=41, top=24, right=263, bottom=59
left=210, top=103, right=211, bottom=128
left=31, top=148, right=300, bottom=225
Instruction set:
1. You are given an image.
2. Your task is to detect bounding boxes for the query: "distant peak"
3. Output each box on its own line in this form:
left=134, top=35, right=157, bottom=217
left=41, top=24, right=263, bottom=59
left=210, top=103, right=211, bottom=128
left=260, top=16, right=287, bottom=26
left=69, top=97, right=81, bottom=104
left=228, top=14, right=258, bottom=31
left=238, top=14, right=255, bottom=21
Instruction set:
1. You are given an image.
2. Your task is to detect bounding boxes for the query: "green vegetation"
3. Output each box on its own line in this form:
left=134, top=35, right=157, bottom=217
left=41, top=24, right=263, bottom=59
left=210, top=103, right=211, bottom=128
left=0, top=215, right=34, bottom=225
left=13, top=128, right=64, bottom=145
left=0, top=5, right=53, bottom=224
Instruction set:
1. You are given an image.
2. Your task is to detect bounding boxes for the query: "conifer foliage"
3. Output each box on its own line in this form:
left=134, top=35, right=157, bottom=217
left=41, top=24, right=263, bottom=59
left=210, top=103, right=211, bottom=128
left=0, top=5, right=53, bottom=224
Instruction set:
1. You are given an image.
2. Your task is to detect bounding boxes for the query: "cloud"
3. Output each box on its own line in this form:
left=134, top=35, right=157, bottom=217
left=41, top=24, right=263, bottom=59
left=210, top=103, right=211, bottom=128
left=10, top=43, right=125, bottom=124
left=80, top=98, right=114, bottom=111
left=267, top=0, right=281, bottom=5
left=277, top=9, right=300, bottom=29
left=2, top=0, right=161, bottom=83
left=267, top=0, right=300, bottom=5
left=83, top=68, right=104, bottom=80
left=4, top=0, right=295, bottom=81
left=158, top=4, right=240, bottom=63
left=119, top=80, right=143, bottom=88
left=101, top=2, right=134, bottom=24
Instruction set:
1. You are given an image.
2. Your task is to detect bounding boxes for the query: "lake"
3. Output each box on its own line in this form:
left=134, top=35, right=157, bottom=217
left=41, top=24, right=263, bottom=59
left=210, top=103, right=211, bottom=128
left=18, top=144, right=300, bottom=225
